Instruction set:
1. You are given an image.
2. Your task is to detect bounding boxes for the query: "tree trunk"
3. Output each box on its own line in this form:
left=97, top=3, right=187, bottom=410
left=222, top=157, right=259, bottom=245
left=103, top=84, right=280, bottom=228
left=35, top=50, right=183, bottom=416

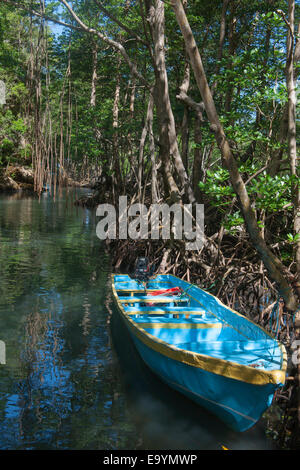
left=112, top=54, right=122, bottom=191
left=180, top=61, right=190, bottom=171
left=138, top=92, right=154, bottom=200
left=90, top=40, right=98, bottom=107
left=286, top=1, right=300, bottom=286
left=181, top=105, right=189, bottom=172
left=286, top=0, right=300, bottom=434
left=171, top=0, right=298, bottom=311
left=211, top=0, right=229, bottom=93
left=224, top=5, right=237, bottom=116
left=148, top=0, right=195, bottom=203
left=192, top=114, right=204, bottom=201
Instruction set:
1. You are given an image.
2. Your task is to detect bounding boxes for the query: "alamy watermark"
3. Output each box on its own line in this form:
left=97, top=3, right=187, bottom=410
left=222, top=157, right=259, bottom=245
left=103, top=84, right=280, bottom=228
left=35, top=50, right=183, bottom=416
left=0, top=341, right=5, bottom=365
left=291, top=340, right=300, bottom=366
left=0, top=80, right=6, bottom=105
left=96, top=196, right=204, bottom=251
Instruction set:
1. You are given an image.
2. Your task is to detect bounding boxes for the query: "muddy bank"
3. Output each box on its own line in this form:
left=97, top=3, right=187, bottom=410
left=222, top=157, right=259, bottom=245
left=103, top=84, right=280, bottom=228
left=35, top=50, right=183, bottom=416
left=0, top=165, right=34, bottom=192
left=0, top=165, right=93, bottom=193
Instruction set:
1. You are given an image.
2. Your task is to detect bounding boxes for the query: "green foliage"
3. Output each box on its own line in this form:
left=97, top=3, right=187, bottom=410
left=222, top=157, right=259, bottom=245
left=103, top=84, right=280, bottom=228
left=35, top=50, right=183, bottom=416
left=249, top=173, right=293, bottom=212
left=198, top=169, right=234, bottom=208
left=286, top=233, right=300, bottom=244
left=0, top=5, right=31, bottom=165
left=0, top=137, right=14, bottom=154
left=0, top=0, right=298, bottom=240
left=199, top=165, right=294, bottom=234
left=223, top=211, right=245, bottom=233
left=11, top=118, right=27, bottom=134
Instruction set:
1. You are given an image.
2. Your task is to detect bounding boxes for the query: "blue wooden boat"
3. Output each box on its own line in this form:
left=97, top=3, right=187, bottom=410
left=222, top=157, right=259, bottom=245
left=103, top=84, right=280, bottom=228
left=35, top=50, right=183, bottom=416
left=111, top=273, right=287, bottom=432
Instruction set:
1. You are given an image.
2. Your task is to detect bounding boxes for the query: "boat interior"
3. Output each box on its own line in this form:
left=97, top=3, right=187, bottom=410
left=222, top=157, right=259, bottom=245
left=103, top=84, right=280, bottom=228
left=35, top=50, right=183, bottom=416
left=113, top=275, right=283, bottom=371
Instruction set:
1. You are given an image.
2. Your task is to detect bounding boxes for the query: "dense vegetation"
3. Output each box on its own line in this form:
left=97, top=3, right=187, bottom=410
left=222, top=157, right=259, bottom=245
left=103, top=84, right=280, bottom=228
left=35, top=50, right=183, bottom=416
left=0, top=0, right=299, bottom=448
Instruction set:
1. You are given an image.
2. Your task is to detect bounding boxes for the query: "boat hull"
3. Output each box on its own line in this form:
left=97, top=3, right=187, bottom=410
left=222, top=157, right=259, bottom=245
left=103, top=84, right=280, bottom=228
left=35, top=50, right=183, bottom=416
left=127, top=323, right=276, bottom=432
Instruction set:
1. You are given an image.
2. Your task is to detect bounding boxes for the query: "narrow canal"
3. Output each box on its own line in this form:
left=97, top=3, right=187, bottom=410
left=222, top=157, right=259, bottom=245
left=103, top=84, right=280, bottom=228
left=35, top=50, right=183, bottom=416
left=0, top=189, right=275, bottom=450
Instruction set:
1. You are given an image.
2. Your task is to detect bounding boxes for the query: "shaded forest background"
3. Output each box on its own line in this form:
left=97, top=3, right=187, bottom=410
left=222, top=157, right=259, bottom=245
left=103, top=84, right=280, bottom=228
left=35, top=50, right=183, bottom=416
left=0, top=0, right=299, bottom=448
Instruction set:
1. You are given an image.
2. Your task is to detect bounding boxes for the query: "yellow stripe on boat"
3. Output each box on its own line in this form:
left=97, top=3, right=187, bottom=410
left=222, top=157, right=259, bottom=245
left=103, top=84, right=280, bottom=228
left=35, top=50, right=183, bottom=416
left=116, top=289, right=160, bottom=293
left=119, top=296, right=189, bottom=304
left=137, top=322, right=223, bottom=329
left=126, top=310, right=205, bottom=315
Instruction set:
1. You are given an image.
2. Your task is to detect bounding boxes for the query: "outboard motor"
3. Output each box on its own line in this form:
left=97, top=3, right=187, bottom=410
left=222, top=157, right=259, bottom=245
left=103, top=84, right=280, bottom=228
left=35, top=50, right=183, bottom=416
left=130, top=257, right=155, bottom=289
left=132, top=257, right=151, bottom=283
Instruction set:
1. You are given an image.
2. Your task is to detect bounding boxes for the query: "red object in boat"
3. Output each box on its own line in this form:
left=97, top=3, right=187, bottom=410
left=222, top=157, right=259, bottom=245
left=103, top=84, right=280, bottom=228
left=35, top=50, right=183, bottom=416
left=148, top=287, right=182, bottom=296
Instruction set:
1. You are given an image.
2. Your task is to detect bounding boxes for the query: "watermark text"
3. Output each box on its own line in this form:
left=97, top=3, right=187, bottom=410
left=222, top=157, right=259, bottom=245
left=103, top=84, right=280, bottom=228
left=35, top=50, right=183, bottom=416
left=0, top=341, right=5, bottom=365
left=96, top=197, right=204, bottom=251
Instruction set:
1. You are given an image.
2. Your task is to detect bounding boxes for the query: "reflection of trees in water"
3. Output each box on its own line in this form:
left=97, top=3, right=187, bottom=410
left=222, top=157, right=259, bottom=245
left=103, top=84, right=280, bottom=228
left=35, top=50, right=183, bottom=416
left=0, top=191, right=139, bottom=449
left=0, top=192, right=97, bottom=309
left=80, top=296, right=91, bottom=337
left=17, top=310, right=48, bottom=439
left=8, top=285, right=139, bottom=449
left=17, top=293, right=69, bottom=444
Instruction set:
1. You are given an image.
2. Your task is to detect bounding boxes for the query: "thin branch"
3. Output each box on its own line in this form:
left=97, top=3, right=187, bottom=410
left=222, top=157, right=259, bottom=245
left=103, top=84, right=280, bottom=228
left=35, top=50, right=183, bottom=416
left=58, top=0, right=150, bottom=88
left=276, top=9, right=294, bottom=38
left=176, top=90, right=205, bottom=120
left=0, top=0, right=151, bottom=88
left=0, top=0, right=82, bottom=31
left=92, top=0, right=149, bottom=47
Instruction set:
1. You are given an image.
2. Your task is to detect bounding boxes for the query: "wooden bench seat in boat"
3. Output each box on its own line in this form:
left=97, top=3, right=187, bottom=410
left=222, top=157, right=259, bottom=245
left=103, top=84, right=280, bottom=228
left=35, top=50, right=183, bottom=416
left=116, top=288, right=166, bottom=293
left=114, top=282, right=173, bottom=289
left=124, top=306, right=206, bottom=315
left=134, top=320, right=223, bottom=330
left=133, top=315, right=226, bottom=343
left=133, top=315, right=221, bottom=325
left=119, top=295, right=189, bottom=304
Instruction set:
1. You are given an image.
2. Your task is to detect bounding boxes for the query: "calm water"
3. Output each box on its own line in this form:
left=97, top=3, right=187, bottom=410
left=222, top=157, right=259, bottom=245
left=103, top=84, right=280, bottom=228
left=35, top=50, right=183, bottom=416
left=0, top=189, right=275, bottom=450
